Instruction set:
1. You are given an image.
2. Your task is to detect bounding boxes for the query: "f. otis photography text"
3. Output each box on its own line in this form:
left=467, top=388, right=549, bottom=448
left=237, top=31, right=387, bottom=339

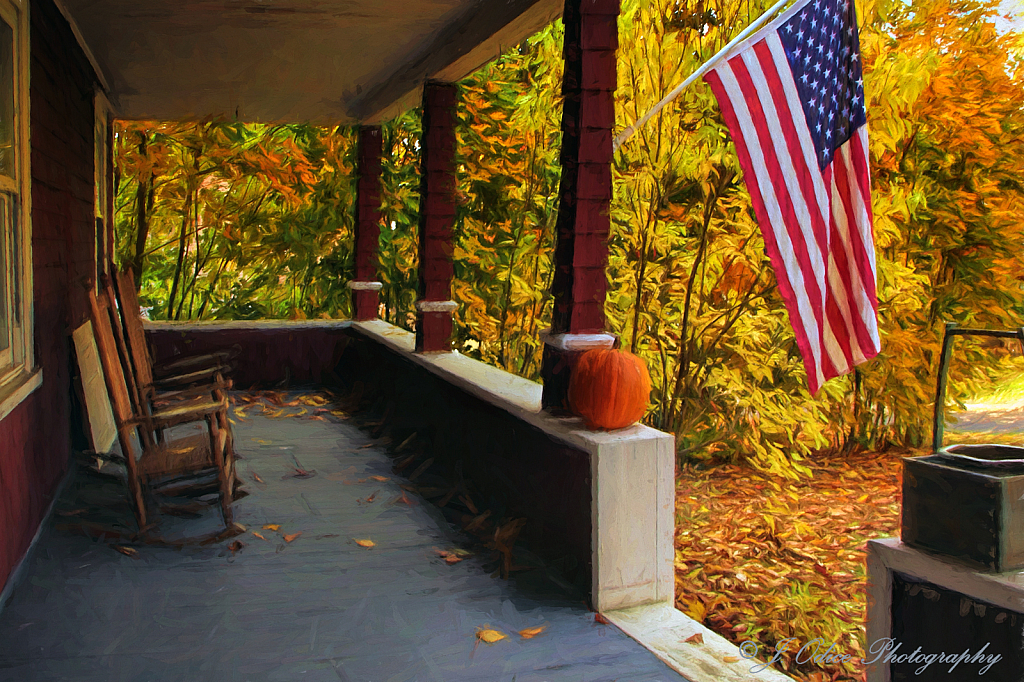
left=738, top=637, right=1002, bottom=675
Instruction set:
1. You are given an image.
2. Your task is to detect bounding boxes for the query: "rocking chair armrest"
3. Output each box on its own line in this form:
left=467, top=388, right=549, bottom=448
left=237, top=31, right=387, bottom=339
left=150, top=378, right=233, bottom=404
left=145, top=397, right=230, bottom=430
left=153, top=364, right=232, bottom=388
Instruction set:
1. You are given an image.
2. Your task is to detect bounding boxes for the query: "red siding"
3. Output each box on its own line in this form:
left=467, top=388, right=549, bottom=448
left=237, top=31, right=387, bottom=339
left=0, top=0, right=98, bottom=592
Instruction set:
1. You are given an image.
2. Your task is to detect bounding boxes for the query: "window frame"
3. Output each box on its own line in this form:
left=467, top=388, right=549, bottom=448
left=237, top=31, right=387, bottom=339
left=0, top=0, right=37, bottom=420
left=94, top=89, right=111, bottom=291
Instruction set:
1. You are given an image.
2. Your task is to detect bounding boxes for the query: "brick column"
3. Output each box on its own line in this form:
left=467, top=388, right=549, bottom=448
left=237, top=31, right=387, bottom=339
left=541, top=0, right=620, bottom=411
left=415, top=81, right=458, bottom=353
left=349, top=125, right=384, bottom=321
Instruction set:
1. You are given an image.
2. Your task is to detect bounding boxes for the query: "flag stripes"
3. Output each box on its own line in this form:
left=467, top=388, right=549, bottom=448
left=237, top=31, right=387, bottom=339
left=703, top=2, right=880, bottom=394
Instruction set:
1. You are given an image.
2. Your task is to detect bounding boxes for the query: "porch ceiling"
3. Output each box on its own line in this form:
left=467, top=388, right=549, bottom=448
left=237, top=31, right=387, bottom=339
left=59, top=0, right=563, bottom=124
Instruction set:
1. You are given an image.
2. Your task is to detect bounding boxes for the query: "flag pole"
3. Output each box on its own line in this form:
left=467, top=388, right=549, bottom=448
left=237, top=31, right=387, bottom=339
left=613, top=0, right=794, bottom=152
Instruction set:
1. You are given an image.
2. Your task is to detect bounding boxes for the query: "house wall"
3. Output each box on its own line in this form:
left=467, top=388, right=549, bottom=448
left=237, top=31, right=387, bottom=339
left=0, top=0, right=97, bottom=593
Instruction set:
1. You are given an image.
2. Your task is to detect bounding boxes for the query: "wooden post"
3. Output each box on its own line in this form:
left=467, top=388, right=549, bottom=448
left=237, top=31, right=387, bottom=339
left=350, top=125, right=384, bottom=321
left=415, top=81, right=458, bottom=353
left=542, top=0, right=620, bottom=411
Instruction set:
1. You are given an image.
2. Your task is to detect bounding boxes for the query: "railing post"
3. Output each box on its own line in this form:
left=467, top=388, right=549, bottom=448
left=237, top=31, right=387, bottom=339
left=415, top=81, right=458, bottom=353
left=350, top=125, right=384, bottom=321
left=541, top=0, right=620, bottom=410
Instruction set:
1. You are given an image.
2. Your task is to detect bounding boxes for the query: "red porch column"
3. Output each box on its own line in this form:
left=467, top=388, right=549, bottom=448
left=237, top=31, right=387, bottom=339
left=349, top=125, right=384, bottom=321
left=541, top=0, right=620, bottom=411
left=415, top=81, right=458, bottom=353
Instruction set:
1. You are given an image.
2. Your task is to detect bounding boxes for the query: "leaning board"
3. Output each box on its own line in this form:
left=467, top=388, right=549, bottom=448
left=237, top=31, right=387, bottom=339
left=72, top=320, right=117, bottom=454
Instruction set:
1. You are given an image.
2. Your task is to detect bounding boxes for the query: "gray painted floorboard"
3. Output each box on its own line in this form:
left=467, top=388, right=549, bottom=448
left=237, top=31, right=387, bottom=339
left=0, top=395, right=690, bottom=682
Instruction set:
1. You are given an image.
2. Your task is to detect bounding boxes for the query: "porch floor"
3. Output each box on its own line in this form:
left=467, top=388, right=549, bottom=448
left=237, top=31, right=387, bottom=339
left=0, top=394, right=690, bottom=681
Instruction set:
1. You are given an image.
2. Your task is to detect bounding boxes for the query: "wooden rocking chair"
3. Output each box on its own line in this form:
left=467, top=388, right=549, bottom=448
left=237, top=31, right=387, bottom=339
left=111, top=265, right=237, bottom=382
left=88, top=287, right=236, bottom=530
left=100, top=273, right=238, bottom=473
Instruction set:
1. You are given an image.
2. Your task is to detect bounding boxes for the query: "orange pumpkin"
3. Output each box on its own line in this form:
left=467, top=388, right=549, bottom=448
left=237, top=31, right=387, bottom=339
left=568, top=348, right=651, bottom=430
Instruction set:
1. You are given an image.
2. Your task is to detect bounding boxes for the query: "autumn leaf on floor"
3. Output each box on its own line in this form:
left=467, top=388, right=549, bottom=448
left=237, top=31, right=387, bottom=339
left=283, top=532, right=302, bottom=543
left=435, top=548, right=470, bottom=565
left=253, top=532, right=267, bottom=541
left=111, top=545, right=139, bottom=558
left=355, top=539, right=375, bottom=548
left=684, top=632, right=704, bottom=644
left=228, top=540, right=245, bottom=555
left=476, top=628, right=506, bottom=644
left=519, top=625, right=546, bottom=639
left=723, top=656, right=739, bottom=663
left=263, top=524, right=281, bottom=531
left=282, top=467, right=317, bottom=480
left=594, top=614, right=610, bottom=625
left=369, top=475, right=389, bottom=482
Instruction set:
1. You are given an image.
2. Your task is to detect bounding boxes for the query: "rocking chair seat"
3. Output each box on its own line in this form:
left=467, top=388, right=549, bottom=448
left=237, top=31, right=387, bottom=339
left=137, top=433, right=216, bottom=480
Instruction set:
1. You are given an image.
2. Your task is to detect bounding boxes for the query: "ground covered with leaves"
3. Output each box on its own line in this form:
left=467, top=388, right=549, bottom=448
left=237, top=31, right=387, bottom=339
left=674, top=450, right=909, bottom=682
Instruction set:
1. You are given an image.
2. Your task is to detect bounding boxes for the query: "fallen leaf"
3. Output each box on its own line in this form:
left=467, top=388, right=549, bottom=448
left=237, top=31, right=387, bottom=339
left=284, top=532, right=302, bottom=543
left=228, top=540, right=245, bottom=554
left=253, top=532, right=267, bottom=541
left=685, top=632, right=704, bottom=644
left=594, top=613, right=611, bottom=625
left=263, top=524, right=281, bottom=531
left=282, top=467, right=317, bottom=480
left=519, top=625, right=546, bottom=639
left=355, top=539, right=375, bottom=548
left=723, top=656, right=740, bottom=663
left=369, top=475, right=389, bottom=482
left=252, top=472, right=264, bottom=483
left=445, top=554, right=463, bottom=565
left=111, top=545, right=139, bottom=558
left=476, top=628, right=506, bottom=644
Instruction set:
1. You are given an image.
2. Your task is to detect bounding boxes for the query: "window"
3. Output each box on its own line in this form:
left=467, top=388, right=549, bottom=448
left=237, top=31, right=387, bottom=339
left=0, top=0, right=34, bottom=405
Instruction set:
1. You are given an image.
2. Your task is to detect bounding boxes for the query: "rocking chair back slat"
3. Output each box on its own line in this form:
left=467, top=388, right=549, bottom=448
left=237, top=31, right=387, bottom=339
left=102, top=274, right=149, bottom=411
left=113, top=266, right=156, bottom=392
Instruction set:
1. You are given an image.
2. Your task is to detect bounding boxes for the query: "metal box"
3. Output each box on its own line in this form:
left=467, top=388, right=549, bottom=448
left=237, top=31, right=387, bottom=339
left=902, top=445, right=1024, bottom=572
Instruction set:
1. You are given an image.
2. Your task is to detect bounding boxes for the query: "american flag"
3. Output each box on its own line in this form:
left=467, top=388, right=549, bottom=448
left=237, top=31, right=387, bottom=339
left=704, top=0, right=881, bottom=394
